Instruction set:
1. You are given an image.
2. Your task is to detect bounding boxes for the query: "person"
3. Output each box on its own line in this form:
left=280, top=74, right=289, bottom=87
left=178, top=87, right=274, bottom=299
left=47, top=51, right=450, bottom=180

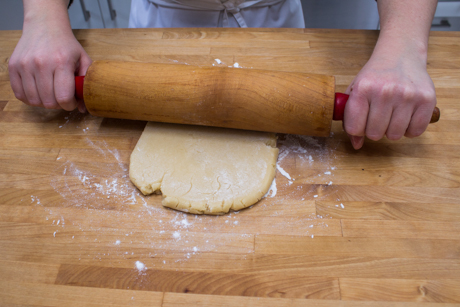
left=8, top=0, right=438, bottom=150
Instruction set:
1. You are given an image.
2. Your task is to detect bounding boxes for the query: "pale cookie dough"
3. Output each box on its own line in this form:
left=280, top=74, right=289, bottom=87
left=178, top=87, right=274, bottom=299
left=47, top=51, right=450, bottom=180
left=130, top=122, right=279, bottom=215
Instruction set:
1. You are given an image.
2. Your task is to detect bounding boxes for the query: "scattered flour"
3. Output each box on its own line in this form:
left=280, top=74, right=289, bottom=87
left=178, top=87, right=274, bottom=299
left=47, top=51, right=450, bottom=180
left=265, top=178, right=277, bottom=198
left=135, top=261, right=147, bottom=272
left=276, top=164, right=292, bottom=180
left=215, top=59, right=222, bottom=64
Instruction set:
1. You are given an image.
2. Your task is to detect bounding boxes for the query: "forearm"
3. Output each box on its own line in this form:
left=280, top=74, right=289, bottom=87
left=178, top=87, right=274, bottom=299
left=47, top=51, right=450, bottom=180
left=374, top=0, right=437, bottom=62
left=23, top=0, right=72, bottom=33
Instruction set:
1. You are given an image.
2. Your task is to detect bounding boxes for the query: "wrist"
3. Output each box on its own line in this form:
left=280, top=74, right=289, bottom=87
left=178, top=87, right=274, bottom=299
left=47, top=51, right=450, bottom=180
left=372, top=31, right=428, bottom=64
left=23, top=0, right=72, bottom=34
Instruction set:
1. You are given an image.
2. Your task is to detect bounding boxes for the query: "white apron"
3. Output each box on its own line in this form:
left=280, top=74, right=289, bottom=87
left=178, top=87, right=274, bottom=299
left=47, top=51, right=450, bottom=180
left=128, top=0, right=305, bottom=28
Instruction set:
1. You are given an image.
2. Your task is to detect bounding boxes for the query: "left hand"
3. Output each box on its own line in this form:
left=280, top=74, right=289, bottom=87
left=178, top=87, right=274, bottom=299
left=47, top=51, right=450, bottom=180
left=343, top=49, right=437, bottom=150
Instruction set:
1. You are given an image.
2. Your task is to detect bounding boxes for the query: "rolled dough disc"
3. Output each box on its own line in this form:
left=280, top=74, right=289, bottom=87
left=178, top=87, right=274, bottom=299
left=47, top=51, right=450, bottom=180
left=129, top=122, right=279, bottom=215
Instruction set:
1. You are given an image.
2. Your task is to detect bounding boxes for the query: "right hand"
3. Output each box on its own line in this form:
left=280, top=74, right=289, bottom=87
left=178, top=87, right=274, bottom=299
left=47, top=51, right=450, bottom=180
left=9, top=19, right=91, bottom=112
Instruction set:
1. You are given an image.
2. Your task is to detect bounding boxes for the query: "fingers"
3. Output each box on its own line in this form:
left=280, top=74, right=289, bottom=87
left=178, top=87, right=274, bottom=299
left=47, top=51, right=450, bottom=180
left=385, top=105, right=412, bottom=140
left=54, top=65, right=78, bottom=111
left=405, top=105, right=432, bottom=138
left=8, top=69, right=27, bottom=103
left=365, top=94, right=393, bottom=141
left=21, top=72, right=42, bottom=107
left=343, top=89, right=369, bottom=139
left=36, top=66, right=60, bottom=109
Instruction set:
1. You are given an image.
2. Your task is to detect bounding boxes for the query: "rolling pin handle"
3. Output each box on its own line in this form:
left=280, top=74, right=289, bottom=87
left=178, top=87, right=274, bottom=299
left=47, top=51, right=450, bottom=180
left=333, top=92, right=349, bottom=121
left=333, top=92, right=440, bottom=123
left=75, top=76, right=85, bottom=101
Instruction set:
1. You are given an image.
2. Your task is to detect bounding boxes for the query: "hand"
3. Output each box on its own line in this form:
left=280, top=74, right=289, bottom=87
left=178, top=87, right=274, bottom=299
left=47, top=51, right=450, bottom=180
left=343, top=49, right=437, bottom=150
left=9, top=4, right=91, bottom=112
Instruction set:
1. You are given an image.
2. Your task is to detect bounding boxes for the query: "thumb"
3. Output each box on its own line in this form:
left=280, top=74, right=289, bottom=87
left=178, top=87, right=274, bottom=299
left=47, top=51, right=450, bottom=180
left=345, top=78, right=356, bottom=95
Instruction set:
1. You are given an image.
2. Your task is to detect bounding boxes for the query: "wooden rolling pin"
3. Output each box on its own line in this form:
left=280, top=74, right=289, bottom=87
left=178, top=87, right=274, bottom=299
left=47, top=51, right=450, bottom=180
left=75, top=61, right=440, bottom=137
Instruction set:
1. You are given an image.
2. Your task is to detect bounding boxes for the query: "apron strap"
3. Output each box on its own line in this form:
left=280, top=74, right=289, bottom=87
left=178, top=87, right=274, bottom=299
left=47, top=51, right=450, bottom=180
left=147, top=0, right=285, bottom=28
left=222, top=1, right=247, bottom=28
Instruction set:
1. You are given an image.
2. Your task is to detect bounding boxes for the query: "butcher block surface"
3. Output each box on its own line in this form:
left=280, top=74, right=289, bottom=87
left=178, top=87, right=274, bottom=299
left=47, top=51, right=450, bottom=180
left=1, top=28, right=460, bottom=306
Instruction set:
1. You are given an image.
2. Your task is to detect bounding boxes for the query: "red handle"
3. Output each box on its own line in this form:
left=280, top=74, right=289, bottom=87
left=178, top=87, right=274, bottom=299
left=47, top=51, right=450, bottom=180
left=75, top=76, right=85, bottom=101
left=333, top=92, right=349, bottom=121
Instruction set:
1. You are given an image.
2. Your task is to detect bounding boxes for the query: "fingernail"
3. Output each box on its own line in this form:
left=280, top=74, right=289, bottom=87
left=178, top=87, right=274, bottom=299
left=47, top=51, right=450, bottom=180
left=351, top=136, right=364, bottom=150
left=79, top=103, right=87, bottom=114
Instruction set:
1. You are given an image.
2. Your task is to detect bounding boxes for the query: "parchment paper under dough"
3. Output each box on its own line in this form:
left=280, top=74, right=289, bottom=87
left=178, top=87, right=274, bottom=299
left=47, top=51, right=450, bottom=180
left=129, top=122, right=279, bottom=215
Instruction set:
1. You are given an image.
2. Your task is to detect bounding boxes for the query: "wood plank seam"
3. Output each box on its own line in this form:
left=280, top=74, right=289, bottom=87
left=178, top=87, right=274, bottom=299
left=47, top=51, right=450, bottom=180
left=161, top=291, right=165, bottom=307
left=338, top=277, right=343, bottom=301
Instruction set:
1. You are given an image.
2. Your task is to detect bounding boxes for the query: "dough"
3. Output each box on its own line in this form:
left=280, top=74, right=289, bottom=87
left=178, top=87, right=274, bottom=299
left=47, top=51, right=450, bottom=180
left=130, top=122, right=279, bottom=215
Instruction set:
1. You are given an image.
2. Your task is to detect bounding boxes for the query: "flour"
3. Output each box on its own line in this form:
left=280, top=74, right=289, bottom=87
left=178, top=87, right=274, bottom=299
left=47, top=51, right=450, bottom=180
left=264, top=178, right=277, bottom=198
left=276, top=164, right=292, bottom=180
left=135, top=261, right=147, bottom=272
left=43, top=109, right=338, bottom=273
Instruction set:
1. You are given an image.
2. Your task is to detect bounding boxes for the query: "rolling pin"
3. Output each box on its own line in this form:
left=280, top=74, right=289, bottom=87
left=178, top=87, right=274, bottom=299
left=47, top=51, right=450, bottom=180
left=75, top=61, right=440, bottom=137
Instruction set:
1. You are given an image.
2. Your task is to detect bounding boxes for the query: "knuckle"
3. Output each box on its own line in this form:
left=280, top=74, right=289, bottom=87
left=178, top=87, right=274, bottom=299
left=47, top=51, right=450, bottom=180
left=343, top=122, right=361, bottom=136
left=366, top=127, right=384, bottom=141
left=42, top=101, right=58, bottom=109
left=366, top=133, right=382, bottom=141
left=56, top=94, right=73, bottom=105
left=409, top=128, right=425, bottom=138
left=354, top=78, right=375, bottom=95
left=28, top=99, right=41, bottom=107
left=14, top=91, right=26, bottom=102
left=56, top=94, right=76, bottom=110
left=54, top=51, right=72, bottom=67
left=33, top=55, right=48, bottom=69
left=18, top=58, right=29, bottom=70
left=8, top=58, right=18, bottom=71
left=420, top=89, right=436, bottom=104
left=386, top=133, right=402, bottom=141
left=401, top=87, right=417, bottom=101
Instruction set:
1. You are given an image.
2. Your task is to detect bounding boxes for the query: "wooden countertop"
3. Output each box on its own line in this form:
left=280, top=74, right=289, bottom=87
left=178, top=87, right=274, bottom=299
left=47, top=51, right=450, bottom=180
left=1, top=28, right=460, bottom=306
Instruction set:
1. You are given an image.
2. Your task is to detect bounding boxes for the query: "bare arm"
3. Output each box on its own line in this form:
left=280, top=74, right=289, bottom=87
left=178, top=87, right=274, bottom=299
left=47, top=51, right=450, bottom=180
left=343, top=0, right=438, bottom=149
left=9, top=0, right=91, bottom=112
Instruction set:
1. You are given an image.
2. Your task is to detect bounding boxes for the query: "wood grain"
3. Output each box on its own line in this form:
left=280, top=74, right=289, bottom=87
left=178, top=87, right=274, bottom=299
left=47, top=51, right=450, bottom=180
left=1, top=28, right=459, bottom=306
left=255, top=235, right=460, bottom=258
left=55, top=264, right=340, bottom=299
left=162, top=292, right=460, bottom=307
left=0, top=280, right=164, bottom=307
left=340, top=278, right=460, bottom=303
left=316, top=201, right=460, bottom=221
left=84, top=60, right=335, bottom=136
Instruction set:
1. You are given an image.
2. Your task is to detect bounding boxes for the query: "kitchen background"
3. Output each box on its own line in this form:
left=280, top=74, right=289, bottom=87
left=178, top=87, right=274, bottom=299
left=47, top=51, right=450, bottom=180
left=1, top=0, right=459, bottom=31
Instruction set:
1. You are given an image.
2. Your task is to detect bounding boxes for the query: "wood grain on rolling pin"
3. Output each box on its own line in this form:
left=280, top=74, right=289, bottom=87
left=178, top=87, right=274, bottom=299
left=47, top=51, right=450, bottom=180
left=83, top=61, right=335, bottom=136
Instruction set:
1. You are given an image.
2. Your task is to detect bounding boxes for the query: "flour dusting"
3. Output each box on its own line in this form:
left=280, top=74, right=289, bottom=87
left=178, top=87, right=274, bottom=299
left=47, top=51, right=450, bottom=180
left=135, top=261, right=147, bottom=272
left=276, top=164, right=292, bottom=180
